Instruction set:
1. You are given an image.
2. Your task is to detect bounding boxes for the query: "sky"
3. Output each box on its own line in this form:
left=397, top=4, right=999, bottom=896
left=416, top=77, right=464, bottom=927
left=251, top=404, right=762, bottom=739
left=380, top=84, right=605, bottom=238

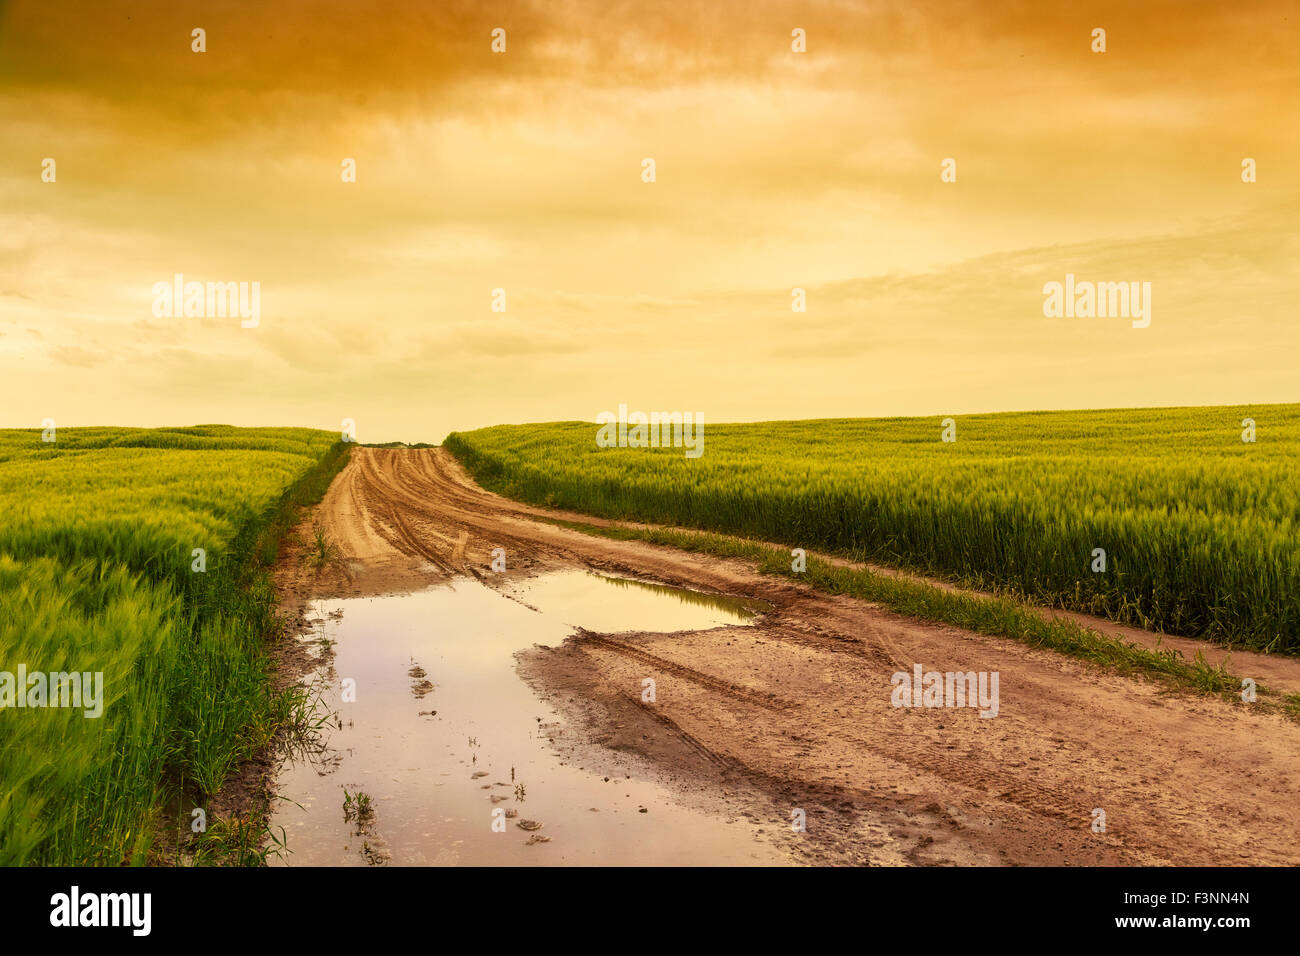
left=1, top=0, right=1297, bottom=443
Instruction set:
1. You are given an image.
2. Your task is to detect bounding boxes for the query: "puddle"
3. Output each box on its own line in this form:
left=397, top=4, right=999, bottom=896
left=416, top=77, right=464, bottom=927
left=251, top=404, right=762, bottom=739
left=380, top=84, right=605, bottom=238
left=269, top=571, right=785, bottom=866
left=502, top=570, right=765, bottom=632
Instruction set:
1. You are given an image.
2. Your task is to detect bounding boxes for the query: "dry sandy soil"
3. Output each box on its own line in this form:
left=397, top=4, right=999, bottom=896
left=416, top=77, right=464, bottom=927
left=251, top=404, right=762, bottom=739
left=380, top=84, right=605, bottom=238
left=276, top=445, right=1300, bottom=866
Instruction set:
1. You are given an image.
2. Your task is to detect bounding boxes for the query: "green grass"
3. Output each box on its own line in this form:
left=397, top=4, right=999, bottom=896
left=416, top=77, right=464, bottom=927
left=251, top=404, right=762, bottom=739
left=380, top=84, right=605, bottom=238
left=0, top=426, right=348, bottom=865
left=445, top=405, right=1300, bottom=653
left=302, top=524, right=344, bottom=575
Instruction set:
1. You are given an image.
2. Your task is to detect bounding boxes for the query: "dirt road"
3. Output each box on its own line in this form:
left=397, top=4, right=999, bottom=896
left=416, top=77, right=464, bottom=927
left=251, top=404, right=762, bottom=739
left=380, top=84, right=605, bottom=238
left=284, top=446, right=1300, bottom=866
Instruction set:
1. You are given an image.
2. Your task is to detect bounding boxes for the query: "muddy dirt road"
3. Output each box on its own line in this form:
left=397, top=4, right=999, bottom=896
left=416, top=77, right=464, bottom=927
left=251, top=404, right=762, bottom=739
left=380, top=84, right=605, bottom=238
left=277, top=446, right=1300, bottom=866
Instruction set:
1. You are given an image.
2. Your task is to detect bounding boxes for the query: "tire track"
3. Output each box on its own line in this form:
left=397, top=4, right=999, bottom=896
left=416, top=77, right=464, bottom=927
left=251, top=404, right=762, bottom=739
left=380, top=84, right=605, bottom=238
left=578, top=631, right=794, bottom=714
left=306, top=446, right=1300, bottom=867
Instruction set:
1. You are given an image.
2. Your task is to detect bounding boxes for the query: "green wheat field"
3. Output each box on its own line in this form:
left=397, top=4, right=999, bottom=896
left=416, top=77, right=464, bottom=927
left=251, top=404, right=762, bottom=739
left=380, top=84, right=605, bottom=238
left=3, top=405, right=1298, bottom=865
left=0, top=426, right=344, bottom=865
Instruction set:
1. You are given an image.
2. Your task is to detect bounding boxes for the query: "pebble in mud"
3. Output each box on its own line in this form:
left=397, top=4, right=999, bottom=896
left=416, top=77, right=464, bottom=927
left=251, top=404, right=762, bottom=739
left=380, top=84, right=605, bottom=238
left=517, top=819, right=543, bottom=831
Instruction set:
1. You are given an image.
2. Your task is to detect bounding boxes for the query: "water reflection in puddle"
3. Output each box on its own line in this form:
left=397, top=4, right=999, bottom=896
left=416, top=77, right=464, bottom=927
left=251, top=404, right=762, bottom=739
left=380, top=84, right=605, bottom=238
left=503, top=570, right=765, bottom=632
left=270, top=571, right=784, bottom=866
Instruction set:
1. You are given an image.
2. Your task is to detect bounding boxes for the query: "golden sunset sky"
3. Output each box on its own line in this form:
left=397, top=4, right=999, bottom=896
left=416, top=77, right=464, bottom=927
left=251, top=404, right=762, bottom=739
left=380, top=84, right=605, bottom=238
left=1, top=0, right=1297, bottom=442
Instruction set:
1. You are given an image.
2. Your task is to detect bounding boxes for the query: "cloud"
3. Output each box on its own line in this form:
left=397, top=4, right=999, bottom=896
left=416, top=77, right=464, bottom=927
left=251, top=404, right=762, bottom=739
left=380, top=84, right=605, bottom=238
left=48, top=345, right=105, bottom=368
left=2, top=0, right=1297, bottom=440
